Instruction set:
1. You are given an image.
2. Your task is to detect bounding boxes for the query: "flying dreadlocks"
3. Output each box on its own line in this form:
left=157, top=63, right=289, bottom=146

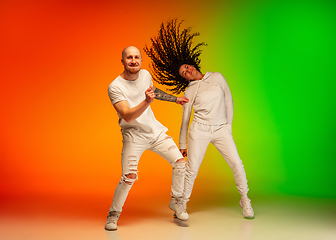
left=144, top=19, right=207, bottom=94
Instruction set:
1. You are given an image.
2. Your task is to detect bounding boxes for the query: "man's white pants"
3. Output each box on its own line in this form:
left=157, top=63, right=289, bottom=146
left=110, top=133, right=185, bottom=212
left=183, top=121, right=249, bottom=202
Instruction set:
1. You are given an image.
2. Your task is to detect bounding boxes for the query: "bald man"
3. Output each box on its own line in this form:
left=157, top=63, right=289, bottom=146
left=105, top=46, right=189, bottom=231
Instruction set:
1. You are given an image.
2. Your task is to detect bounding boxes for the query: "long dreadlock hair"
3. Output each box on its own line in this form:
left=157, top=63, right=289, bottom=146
left=144, top=19, right=206, bottom=94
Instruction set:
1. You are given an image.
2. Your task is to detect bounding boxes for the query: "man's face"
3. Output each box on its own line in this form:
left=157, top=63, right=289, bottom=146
left=179, top=64, right=197, bottom=81
left=121, top=47, right=142, bottom=74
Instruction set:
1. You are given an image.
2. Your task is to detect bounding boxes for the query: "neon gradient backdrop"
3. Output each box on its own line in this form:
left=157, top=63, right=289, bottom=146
left=1, top=0, right=335, bottom=200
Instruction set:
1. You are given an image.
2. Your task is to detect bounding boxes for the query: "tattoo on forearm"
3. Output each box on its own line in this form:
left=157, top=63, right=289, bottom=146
left=154, top=88, right=177, bottom=102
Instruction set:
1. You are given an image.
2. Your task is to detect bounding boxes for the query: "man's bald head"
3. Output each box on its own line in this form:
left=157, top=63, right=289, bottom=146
left=122, top=46, right=142, bottom=60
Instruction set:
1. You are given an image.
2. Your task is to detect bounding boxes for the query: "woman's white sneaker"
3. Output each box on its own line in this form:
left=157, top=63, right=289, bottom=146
left=239, top=198, right=254, bottom=218
left=169, top=197, right=189, bottom=221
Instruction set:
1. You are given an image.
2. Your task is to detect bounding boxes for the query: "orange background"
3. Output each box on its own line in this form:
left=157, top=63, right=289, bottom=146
left=1, top=0, right=222, bottom=200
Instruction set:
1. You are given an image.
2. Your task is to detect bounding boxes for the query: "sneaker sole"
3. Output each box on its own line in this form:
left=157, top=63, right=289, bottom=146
left=173, top=213, right=189, bottom=221
left=105, top=227, right=117, bottom=231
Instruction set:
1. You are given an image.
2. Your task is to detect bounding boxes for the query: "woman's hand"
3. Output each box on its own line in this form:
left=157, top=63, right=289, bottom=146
left=176, top=97, right=189, bottom=105
left=180, top=149, right=187, bottom=157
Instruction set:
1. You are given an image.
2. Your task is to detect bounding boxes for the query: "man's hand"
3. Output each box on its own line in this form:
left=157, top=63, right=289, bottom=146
left=176, top=96, right=189, bottom=105
left=145, top=86, right=155, bottom=104
left=180, top=149, right=187, bottom=157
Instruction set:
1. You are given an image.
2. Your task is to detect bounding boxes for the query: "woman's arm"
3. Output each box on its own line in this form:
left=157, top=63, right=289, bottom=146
left=179, top=86, right=196, bottom=150
left=222, top=78, right=233, bottom=125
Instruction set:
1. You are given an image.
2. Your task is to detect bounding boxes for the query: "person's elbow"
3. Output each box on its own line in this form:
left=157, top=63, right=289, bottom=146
left=114, top=103, right=134, bottom=122
left=123, top=117, right=134, bottom=123
left=120, top=113, right=134, bottom=123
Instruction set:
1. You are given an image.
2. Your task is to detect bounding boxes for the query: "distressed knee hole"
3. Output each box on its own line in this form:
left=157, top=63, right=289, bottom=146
left=123, top=173, right=137, bottom=185
left=126, top=173, right=137, bottom=179
left=165, top=136, right=172, bottom=140
left=176, top=158, right=185, bottom=163
left=168, top=145, right=177, bottom=150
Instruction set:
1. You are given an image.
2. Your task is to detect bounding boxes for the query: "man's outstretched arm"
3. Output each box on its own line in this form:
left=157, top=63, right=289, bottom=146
left=153, top=87, right=189, bottom=105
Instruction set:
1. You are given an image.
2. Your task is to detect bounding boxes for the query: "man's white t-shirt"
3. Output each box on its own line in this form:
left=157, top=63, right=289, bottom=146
left=108, top=69, right=167, bottom=141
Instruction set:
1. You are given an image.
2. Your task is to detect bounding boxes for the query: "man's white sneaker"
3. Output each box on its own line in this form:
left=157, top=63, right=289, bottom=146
left=239, top=198, right=254, bottom=218
left=105, top=211, right=120, bottom=231
left=169, top=197, right=189, bottom=221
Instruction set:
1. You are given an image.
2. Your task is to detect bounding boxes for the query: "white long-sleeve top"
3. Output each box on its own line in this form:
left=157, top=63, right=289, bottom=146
left=179, top=72, right=233, bottom=149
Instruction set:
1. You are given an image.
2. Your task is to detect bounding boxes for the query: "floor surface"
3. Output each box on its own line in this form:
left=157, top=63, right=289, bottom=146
left=1, top=193, right=335, bottom=240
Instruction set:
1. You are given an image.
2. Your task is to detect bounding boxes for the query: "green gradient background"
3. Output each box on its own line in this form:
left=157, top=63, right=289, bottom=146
left=188, top=0, right=336, bottom=198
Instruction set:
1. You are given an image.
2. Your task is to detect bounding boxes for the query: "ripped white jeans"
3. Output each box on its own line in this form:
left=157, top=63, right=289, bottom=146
left=109, top=133, right=185, bottom=212
left=183, top=121, right=249, bottom=202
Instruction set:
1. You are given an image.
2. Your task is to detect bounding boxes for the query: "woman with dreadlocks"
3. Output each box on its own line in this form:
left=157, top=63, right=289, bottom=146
left=144, top=19, right=254, bottom=219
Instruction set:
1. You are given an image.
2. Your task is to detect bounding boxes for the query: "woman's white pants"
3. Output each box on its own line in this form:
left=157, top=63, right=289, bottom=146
left=183, top=121, right=249, bottom=202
